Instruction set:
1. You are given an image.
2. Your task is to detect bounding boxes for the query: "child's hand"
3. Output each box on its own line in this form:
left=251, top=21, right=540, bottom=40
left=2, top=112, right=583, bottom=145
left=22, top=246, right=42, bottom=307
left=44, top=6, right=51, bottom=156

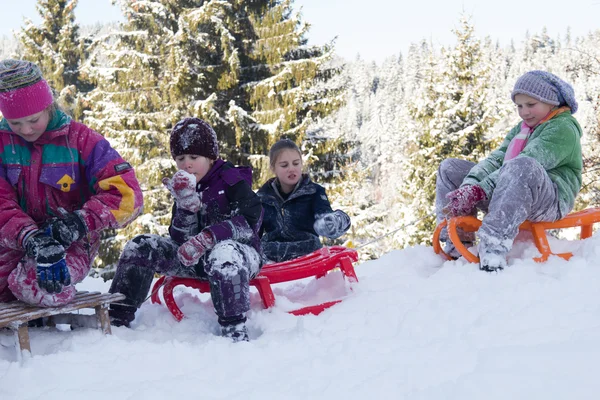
left=177, top=230, right=215, bottom=266
left=443, top=185, right=486, bottom=217
left=42, top=212, right=87, bottom=249
left=24, top=232, right=70, bottom=293
left=162, top=170, right=201, bottom=213
left=314, top=211, right=351, bottom=239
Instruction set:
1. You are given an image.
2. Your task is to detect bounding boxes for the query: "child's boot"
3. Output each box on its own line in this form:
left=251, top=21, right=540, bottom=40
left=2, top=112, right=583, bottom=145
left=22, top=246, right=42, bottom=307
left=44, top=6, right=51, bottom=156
left=443, top=241, right=474, bottom=260
left=109, top=304, right=136, bottom=328
left=218, top=315, right=249, bottom=342
left=478, top=232, right=509, bottom=272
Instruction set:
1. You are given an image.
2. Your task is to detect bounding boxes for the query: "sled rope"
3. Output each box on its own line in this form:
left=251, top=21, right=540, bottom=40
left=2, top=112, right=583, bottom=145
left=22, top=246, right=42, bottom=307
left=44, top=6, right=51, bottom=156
left=355, top=211, right=436, bottom=250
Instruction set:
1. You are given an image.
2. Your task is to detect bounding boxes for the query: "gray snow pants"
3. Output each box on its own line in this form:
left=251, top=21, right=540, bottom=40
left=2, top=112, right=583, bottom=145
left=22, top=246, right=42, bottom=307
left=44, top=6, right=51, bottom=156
left=109, top=234, right=261, bottom=320
left=435, top=157, right=565, bottom=255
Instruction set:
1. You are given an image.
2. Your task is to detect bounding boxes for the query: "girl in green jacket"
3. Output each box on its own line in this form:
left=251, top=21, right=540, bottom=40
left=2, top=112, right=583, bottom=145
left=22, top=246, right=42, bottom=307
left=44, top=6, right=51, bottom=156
left=436, top=70, right=582, bottom=271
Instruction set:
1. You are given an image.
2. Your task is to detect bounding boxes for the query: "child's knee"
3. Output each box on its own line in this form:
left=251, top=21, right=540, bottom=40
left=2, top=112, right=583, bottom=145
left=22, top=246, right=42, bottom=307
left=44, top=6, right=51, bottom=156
left=8, top=260, right=77, bottom=306
left=207, top=240, right=260, bottom=277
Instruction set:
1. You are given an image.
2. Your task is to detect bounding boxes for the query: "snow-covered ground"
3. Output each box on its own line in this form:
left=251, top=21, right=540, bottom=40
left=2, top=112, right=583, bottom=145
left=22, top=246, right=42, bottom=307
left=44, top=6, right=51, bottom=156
left=3, top=233, right=600, bottom=399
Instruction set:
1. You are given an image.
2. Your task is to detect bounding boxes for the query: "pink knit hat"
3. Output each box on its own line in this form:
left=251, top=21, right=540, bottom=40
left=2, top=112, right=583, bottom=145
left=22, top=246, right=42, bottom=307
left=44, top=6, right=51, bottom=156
left=0, top=59, right=54, bottom=119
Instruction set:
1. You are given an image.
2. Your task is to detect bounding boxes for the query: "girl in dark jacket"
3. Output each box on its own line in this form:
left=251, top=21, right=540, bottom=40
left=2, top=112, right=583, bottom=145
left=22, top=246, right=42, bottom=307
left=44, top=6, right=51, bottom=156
left=109, top=118, right=263, bottom=342
left=258, top=139, right=350, bottom=262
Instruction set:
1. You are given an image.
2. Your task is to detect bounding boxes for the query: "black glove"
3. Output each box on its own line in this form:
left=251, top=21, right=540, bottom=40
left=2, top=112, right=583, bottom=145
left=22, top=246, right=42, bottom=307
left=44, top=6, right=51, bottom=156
left=42, top=212, right=87, bottom=248
left=25, top=232, right=69, bottom=294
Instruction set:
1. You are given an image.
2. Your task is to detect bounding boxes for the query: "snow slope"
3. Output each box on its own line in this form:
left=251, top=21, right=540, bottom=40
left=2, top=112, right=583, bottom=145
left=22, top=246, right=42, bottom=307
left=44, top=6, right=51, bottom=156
left=2, top=233, right=600, bottom=400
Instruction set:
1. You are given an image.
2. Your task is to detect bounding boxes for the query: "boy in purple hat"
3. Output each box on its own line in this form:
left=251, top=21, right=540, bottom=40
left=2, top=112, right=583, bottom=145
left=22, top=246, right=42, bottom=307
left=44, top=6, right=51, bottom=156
left=435, top=70, right=582, bottom=271
left=109, top=117, right=263, bottom=342
left=0, top=59, right=143, bottom=306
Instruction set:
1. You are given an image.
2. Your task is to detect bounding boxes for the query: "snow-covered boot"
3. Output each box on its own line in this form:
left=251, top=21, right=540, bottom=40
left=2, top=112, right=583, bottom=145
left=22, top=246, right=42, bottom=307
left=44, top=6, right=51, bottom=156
left=109, top=304, right=136, bottom=328
left=478, top=232, right=510, bottom=272
left=219, top=315, right=249, bottom=342
left=479, top=249, right=508, bottom=272
left=443, top=241, right=474, bottom=260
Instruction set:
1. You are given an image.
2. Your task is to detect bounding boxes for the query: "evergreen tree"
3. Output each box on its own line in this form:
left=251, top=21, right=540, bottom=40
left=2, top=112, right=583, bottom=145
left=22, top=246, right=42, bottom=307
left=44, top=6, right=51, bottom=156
left=404, top=16, right=508, bottom=245
left=17, top=0, right=90, bottom=118
left=183, top=0, right=345, bottom=184
left=84, top=0, right=343, bottom=270
left=83, top=0, right=182, bottom=270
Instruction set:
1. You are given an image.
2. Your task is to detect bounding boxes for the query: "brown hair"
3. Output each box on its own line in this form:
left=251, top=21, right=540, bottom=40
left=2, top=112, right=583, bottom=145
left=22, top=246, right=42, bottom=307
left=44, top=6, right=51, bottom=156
left=268, top=139, right=302, bottom=168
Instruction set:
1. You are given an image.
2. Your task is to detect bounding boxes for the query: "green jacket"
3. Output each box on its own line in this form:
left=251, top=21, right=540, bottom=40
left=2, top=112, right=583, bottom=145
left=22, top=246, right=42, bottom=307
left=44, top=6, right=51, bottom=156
left=463, top=111, right=583, bottom=217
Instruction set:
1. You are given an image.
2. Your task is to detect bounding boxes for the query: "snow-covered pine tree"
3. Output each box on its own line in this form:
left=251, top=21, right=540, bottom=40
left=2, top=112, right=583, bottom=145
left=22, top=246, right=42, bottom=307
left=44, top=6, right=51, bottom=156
left=82, top=0, right=344, bottom=270
left=82, top=0, right=181, bottom=269
left=403, top=16, right=508, bottom=245
left=210, top=0, right=345, bottom=184
left=17, top=0, right=90, bottom=118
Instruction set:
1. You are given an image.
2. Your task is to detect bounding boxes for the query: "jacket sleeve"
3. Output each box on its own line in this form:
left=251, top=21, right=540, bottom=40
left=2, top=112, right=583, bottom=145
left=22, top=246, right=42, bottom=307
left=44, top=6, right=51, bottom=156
left=168, top=205, right=199, bottom=245
left=75, top=127, right=143, bottom=232
left=312, top=185, right=350, bottom=239
left=312, top=185, right=335, bottom=216
left=256, top=188, right=270, bottom=238
left=462, top=123, right=520, bottom=196
left=0, top=172, right=37, bottom=250
left=205, top=180, right=263, bottom=243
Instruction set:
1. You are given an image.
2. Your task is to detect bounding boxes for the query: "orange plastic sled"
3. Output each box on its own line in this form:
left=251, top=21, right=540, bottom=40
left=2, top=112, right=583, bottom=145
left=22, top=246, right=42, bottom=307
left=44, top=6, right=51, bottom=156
left=433, top=208, right=600, bottom=263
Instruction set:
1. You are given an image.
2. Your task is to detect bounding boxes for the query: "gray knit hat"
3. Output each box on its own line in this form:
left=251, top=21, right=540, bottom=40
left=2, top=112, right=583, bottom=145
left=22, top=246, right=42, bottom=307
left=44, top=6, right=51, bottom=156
left=511, top=70, right=578, bottom=114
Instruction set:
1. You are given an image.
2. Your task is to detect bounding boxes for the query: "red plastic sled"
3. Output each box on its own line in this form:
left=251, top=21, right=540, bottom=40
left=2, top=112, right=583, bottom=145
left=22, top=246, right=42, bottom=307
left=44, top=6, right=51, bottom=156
left=151, top=246, right=359, bottom=321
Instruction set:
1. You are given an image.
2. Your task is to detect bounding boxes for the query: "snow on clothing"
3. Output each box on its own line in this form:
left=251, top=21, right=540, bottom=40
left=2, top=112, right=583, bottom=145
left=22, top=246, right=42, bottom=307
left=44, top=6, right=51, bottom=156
left=258, top=174, right=351, bottom=262
left=436, top=110, right=582, bottom=267
left=0, top=111, right=143, bottom=306
left=109, top=159, right=263, bottom=323
left=461, top=110, right=582, bottom=218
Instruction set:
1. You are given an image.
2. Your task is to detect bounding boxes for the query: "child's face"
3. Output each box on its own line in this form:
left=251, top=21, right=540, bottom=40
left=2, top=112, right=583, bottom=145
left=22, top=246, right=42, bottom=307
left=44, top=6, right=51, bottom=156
left=514, top=94, right=555, bottom=127
left=6, top=109, right=51, bottom=142
left=175, top=154, right=213, bottom=182
left=272, top=149, right=302, bottom=189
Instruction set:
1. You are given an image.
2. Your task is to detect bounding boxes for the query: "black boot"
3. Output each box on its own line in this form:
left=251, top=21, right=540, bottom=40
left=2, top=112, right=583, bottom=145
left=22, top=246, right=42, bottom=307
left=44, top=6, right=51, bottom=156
left=218, top=315, right=249, bottom=342
left=109, top=304, right=137, bottom=328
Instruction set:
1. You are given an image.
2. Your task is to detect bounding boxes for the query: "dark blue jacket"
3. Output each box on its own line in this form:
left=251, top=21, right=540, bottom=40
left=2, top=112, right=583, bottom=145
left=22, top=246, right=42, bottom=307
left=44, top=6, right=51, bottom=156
left=257, top=174, right=349, bottom=262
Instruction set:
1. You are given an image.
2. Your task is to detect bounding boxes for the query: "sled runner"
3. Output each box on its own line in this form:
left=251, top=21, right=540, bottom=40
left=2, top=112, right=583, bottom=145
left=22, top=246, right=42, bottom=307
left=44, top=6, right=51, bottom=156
left=433, top=208, right=600, bottom=263
left=151, top=246, right=359, bottom=321
left=0, top=291, right=125, bottom=360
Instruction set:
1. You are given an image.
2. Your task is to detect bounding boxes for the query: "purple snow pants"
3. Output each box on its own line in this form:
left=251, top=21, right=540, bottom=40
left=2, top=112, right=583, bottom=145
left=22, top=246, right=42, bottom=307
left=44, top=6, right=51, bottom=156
left=109, top=234, right=261, bottom=320
left=435, top=157, right=564, bottom=256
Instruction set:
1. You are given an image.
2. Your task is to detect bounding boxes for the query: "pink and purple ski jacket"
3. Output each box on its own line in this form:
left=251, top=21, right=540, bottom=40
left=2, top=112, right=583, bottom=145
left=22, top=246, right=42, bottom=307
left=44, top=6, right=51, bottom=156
left=0, top=111, right=143, bottom=306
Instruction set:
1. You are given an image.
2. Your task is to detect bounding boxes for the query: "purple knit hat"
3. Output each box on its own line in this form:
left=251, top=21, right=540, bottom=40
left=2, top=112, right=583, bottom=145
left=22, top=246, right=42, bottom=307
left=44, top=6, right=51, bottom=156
left=0, top=59, right=54, bottom=119
left=169, top=117, right=219, bottom=160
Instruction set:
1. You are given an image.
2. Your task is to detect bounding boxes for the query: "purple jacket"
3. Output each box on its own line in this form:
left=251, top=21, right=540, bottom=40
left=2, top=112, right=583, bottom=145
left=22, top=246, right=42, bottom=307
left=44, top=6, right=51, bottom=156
left=169, top=159, right=262, bottom=254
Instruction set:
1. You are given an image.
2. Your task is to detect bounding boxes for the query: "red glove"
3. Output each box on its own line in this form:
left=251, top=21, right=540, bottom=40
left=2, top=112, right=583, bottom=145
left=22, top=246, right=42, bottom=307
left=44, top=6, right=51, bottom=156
left=163, top=170, right=201, bottom=212
left=177, top=230, right=215, bottom=266
left=444, top=185, right=486, bottom=217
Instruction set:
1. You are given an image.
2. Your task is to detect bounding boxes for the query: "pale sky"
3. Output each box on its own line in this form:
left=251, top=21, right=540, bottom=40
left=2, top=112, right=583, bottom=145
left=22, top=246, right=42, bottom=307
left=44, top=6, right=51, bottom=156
left=1, top=0, right=599, bottom=64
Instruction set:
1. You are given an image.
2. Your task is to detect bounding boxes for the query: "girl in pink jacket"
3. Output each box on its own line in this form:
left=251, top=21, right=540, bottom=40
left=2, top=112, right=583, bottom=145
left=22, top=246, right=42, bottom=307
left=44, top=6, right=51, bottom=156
left=0, top=59, right=143, bottom=306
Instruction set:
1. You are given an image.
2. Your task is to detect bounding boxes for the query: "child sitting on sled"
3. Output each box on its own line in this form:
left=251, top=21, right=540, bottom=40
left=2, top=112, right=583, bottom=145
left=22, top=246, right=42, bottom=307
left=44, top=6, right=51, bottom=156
left=258, top=139, right=351, bottom=262
left=109, top=117, right=263, bottom=342
left=0, top=59, right=143, bottom=307
left=435, top=70, right=582, bottom=271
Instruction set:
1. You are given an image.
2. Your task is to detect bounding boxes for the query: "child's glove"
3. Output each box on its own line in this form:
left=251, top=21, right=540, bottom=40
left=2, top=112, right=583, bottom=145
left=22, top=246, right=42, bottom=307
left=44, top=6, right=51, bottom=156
left=177, top=230, right=215, bottom=267
left=444, top=185, right=486, bottom=217
left=24, top=232, right=70, bottom=294
left=42, top=212, right=87, bottom=248
left=314, top=211, right=351, bottom=239
left=162, top=170, right=201, bottom=213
